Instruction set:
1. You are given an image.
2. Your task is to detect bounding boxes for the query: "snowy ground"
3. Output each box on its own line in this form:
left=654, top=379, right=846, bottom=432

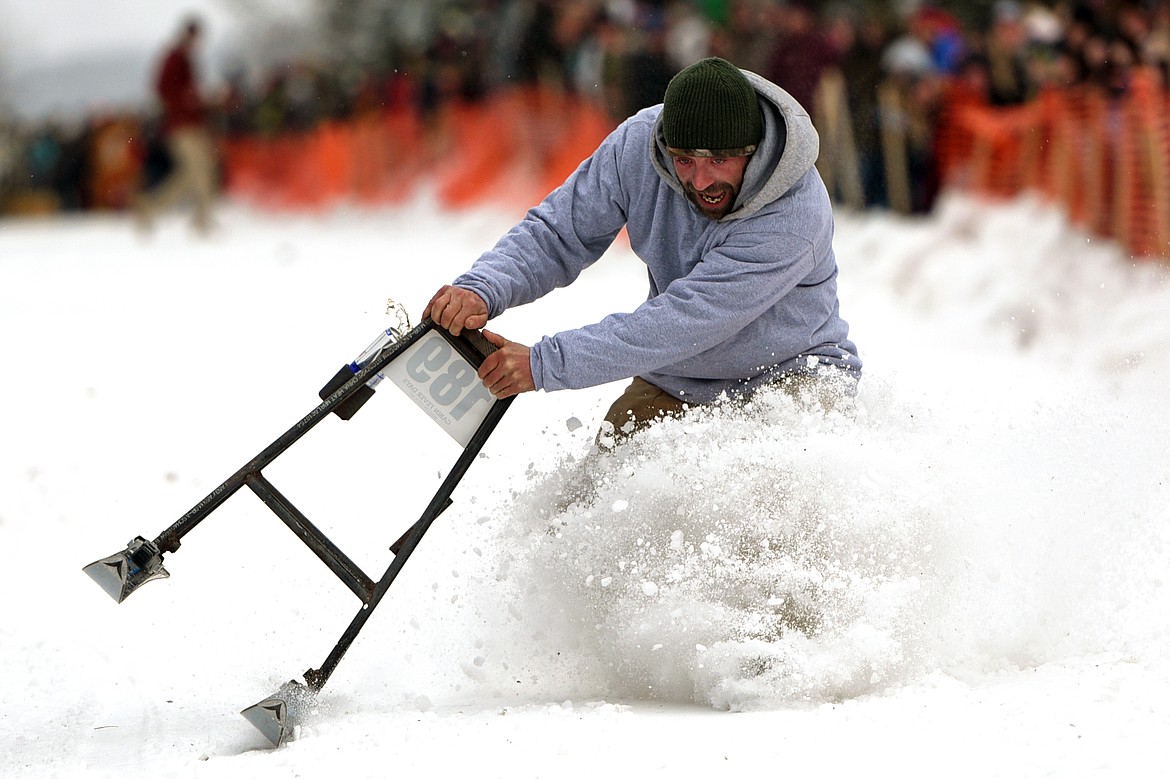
left=1, top=192, right=1168, bottom=778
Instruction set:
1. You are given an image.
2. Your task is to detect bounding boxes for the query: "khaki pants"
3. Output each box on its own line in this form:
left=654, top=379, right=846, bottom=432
left=598, top=377, right=690, bottom=445
left=137, top=127, right=217, bottom=232
left=598, top=371, right=855, bottom=446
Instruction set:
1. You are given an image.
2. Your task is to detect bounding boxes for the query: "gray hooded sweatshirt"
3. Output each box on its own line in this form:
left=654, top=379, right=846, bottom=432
left=452, top=70, right=861, bottom=404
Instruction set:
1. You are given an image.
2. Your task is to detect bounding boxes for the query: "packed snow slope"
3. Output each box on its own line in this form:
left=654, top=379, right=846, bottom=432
left=1, top=192, right=1167, bottom=778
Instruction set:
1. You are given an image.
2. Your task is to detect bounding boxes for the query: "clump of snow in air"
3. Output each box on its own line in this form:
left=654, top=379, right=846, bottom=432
left=487, top=384, right=940, bottom=710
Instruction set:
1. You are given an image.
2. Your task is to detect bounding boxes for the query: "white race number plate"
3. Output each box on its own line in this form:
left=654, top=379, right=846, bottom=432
left=383, top=330, right=496, bottom=447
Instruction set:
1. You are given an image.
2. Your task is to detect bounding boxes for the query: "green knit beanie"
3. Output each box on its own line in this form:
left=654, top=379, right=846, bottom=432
left=662, top=57, right=762, bottom=156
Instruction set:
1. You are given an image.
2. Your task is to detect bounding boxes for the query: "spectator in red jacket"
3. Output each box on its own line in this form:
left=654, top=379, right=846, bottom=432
left=764, top=1, right=841, bottom=115
left=135, top=17, right=217, bottom=235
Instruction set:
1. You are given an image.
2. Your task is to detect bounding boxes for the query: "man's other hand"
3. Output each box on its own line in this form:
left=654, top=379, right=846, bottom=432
left=478, top=330, right=534, bottom=398
left=424, top=285, right=488, bottom=336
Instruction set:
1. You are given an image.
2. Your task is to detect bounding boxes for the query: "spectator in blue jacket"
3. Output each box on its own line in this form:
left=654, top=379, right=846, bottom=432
left=425, top=57, right=861, bottom=442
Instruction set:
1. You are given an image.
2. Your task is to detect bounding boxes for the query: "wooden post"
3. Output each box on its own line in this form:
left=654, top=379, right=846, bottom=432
left=878, top=80, right=912, bottom=214
left=814, top=69, right=864, bottom=210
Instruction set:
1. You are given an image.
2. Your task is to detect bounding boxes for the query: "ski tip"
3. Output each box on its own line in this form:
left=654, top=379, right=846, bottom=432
left=83, top=537, right=169, bottom=603
left=241, top=680, right=312, bottom=747
left=240, top=695, right=288, bottom=747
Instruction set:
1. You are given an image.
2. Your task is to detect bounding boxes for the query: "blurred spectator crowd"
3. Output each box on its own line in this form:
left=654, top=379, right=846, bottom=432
left=3, top=0, right=1170, bottom=218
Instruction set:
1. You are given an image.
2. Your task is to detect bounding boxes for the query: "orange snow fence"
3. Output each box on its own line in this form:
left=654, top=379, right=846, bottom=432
left=220, top=86, right=616, bottom=217
left=88, top=117, right=143, bottom=210
left=938, top=67, right=1170, bottom=261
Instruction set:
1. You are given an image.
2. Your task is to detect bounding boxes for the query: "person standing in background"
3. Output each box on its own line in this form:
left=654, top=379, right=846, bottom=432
left=135, top=17, right=217, bottom=235
left=764, top=0, right=840, bottom=116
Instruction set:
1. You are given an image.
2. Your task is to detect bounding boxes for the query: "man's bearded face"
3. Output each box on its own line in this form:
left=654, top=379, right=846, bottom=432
left=671, top=154, right=751, bottom=220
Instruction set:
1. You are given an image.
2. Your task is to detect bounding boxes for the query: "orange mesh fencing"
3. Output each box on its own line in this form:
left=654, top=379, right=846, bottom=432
left=933, top=81, right=984, bottom=190
left=88, top=117, right=143, bottom=210
left=539, top=92, right=614, bottom=196
left=433, top=95, right=522, bottom=209
left=220, top=86, right=617, bottom=217
left=1115, top=70, right=1170, bottom=257
left=938, top=67, right=1170, bottom=261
